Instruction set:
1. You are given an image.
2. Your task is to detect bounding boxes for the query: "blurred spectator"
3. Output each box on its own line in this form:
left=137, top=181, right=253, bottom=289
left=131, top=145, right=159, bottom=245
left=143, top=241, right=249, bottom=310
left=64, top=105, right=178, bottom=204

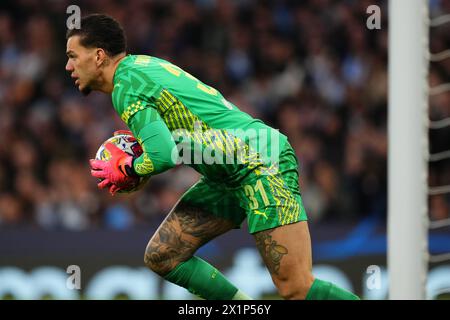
left=430, top=195, right=450, bottom=222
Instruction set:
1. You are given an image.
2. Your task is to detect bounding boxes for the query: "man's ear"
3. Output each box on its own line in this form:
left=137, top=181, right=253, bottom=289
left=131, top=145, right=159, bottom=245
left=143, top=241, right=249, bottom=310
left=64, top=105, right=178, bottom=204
left=96, top=48, right=108, bottom=67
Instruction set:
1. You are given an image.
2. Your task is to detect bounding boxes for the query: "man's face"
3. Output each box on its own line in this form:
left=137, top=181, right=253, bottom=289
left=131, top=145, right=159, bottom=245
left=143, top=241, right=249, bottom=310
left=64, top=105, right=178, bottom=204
left=65, top=35, right=100, bottom=95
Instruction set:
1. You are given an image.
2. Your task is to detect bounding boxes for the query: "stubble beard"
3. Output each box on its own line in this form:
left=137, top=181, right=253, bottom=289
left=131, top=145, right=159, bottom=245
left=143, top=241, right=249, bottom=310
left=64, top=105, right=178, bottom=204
left=81, top=85, right=92, bottom=96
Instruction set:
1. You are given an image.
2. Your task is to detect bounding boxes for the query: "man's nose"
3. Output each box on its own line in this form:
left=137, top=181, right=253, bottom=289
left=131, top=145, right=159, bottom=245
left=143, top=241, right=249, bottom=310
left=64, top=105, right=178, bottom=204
left=65, top=60, right=74, bottom=72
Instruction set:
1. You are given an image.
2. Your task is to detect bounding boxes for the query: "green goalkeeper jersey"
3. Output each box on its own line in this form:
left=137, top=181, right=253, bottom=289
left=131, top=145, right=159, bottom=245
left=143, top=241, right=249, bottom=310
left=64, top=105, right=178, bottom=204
left=111, top=54, right=287, bottom=185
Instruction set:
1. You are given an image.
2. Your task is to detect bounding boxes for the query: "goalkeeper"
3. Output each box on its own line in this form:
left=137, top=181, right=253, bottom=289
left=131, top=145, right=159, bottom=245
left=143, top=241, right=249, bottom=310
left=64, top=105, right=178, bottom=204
left=66, top=14, right=359, bottom=300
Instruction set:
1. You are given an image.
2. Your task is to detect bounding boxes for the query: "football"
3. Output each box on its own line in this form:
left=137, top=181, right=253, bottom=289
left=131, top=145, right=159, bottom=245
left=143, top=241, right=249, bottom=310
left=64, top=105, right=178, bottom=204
left=95, top=133, right=150, bottom=193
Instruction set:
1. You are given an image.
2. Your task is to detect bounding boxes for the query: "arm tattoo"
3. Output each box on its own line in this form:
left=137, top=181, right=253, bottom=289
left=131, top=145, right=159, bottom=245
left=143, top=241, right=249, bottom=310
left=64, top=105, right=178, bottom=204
left=254, top=228, right=288, bottom=275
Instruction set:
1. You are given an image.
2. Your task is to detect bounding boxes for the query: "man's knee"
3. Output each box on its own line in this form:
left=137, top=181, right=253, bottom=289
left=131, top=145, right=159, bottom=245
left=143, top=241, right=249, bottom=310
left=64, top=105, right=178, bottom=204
left=273, top=272, right=314, bottom=300
left=143, top=239, right=192, bottom=276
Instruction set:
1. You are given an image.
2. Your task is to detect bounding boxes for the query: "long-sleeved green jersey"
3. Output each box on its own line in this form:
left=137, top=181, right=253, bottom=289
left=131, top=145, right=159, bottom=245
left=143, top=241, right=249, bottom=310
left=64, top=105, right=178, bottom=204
left=112, top=55, right=287, bottom=185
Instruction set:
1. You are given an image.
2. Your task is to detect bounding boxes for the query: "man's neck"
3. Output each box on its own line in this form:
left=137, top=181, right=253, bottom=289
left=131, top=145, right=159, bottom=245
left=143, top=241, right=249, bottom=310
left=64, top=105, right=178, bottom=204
left=98, top=53, right=127, bottom=94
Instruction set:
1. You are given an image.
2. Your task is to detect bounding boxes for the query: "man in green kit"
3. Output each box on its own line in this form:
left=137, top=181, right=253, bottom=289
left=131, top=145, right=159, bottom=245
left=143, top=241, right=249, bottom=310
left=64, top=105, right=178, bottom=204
left=65, top=14, right=359, bottom=300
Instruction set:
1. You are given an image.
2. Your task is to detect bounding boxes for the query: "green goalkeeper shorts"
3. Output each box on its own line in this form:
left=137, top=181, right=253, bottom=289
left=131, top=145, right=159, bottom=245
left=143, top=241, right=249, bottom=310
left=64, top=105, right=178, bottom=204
left=180, top=141, right=308, bottom=234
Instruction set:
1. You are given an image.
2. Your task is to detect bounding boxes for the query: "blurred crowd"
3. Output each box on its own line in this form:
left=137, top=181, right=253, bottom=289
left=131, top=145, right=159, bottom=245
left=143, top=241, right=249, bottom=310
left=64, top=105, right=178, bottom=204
left=0, top=0, right=448, bottom=230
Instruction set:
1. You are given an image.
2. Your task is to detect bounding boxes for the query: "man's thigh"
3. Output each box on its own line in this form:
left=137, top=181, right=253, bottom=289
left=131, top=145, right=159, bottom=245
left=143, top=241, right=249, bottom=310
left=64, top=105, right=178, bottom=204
left=253, top=221, right=312, bottom=277
left=145, top=179, right=243, bottom=275
left=181, top=177, right=247, bottom=228
left=253, top=221, right=314, bottom=299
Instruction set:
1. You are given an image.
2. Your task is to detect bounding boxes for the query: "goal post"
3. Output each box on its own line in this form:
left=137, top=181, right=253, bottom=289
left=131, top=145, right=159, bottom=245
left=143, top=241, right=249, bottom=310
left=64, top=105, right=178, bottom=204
left=388, top=0, right=429, bottom=299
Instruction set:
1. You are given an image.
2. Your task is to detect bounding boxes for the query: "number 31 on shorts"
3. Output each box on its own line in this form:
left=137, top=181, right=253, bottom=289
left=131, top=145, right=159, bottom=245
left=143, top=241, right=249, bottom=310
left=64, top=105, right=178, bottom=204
left=243, top=180, right=270, bottom=210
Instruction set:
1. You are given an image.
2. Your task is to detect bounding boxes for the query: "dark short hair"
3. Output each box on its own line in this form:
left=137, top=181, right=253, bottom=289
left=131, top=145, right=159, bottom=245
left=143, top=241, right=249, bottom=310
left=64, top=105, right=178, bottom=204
left=66, top=14, right=126, bottom=56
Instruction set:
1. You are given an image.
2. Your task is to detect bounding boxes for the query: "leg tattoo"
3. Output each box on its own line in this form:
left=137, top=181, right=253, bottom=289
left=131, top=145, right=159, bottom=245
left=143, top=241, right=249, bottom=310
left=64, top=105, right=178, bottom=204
left=145, top=203, right=235, bottom=275
left=145, top=214, right=196, bottom=275
left=254, top=228, right=288, bottom=275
